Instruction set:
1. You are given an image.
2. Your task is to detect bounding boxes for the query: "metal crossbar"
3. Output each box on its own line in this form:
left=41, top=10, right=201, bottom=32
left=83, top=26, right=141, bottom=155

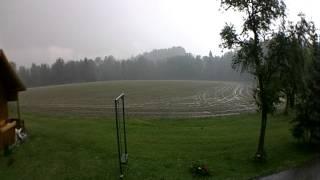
left=114, top=93, right=128, bottom=179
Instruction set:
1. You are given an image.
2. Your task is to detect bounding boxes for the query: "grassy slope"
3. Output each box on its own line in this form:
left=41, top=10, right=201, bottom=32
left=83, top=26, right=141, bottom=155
left=0, top=113, right=317, bottom=180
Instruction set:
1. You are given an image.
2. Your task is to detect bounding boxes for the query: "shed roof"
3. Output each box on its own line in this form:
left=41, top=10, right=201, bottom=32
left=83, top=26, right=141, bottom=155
left=0, top=49, right=26, bottom=93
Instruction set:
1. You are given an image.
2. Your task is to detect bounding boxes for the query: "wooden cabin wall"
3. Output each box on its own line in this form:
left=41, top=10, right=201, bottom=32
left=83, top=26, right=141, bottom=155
left=0, top=82, right=8, bottom=120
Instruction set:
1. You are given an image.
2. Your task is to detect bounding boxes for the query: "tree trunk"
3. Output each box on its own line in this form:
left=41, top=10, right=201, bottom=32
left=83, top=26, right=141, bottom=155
left=255, top=75, right=268, bottom=161
left=255, top=107, right=267, bottom=160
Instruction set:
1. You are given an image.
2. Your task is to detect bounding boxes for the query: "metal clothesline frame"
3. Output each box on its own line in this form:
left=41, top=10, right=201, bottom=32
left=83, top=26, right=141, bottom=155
left=114, top=93, right=128, bottom=179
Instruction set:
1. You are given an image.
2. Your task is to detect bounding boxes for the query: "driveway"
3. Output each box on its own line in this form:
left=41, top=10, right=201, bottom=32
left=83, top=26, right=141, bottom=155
left=259, top=159, right=320, bottom=180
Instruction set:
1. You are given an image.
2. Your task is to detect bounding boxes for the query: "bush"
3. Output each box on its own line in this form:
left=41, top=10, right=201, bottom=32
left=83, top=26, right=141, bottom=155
left=190, top=161, right=211, bottom=177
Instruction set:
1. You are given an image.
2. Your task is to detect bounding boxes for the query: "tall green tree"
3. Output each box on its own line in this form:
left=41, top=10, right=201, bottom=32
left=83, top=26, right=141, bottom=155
left=271, top=15, right=317, bottom=114
left=291, top=33, right=320, bottom=144
left=220, top=0, right=286, bottom=160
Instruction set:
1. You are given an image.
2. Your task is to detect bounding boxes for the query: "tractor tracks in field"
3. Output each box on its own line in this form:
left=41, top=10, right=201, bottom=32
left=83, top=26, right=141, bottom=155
left=193, top=83, right=256, bottom=114
left=21, top=82, right=257, bottom=117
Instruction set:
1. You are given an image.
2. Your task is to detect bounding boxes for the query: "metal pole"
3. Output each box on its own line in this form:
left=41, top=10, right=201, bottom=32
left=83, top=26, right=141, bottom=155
left=114, top=100, right=123, bottom=178
left=17, top=94, right=25, bottom=129
left=17, top=94, right=21, bottom=120
left=122, top=95, right=128, bottom=156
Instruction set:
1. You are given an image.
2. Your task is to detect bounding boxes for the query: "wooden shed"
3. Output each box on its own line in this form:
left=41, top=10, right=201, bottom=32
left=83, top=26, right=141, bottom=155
left=0, top=49, right=26, bottom=150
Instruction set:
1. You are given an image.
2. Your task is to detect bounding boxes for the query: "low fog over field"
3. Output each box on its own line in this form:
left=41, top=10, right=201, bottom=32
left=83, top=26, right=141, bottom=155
left=16, top=47, right=251, bottom=87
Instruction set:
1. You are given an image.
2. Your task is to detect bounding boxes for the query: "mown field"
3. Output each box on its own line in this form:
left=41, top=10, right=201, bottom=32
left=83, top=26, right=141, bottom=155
left=18, top=80, right=256, bottom=117
left=1, top=80, right=317, bottom=179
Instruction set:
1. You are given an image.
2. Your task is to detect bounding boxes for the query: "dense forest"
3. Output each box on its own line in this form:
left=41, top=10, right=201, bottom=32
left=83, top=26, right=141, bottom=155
left=14, top=47, right=251, bottom=87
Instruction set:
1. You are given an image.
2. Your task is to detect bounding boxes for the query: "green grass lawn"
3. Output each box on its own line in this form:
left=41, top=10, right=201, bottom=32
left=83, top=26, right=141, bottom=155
left=0, top=113, right=317, bottom=180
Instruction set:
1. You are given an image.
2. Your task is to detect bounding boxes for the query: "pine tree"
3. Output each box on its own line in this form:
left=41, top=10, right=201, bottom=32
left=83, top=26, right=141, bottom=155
left=209, top=51, right=213, bottom=59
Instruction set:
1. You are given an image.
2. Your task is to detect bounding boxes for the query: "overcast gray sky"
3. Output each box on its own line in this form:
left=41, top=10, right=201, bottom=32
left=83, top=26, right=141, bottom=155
left=0, top=0, right=319, bottom=66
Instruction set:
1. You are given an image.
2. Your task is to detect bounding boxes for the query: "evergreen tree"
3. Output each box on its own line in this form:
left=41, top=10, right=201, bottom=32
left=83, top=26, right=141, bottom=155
left=209, top=51, right=213, bottom=59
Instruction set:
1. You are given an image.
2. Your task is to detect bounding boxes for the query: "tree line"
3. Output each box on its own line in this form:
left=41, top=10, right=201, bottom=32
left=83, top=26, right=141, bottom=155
left=15, top=48, right=251, bottom=87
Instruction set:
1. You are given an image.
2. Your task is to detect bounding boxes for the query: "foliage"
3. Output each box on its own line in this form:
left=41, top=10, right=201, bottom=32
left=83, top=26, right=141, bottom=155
left=292, top=36, right=320, bottom=144
left=190, top=161, right=211, bottom=177
left=220, top=0, right=286, bottom=160
left=268, top=14, right=317, bottom=114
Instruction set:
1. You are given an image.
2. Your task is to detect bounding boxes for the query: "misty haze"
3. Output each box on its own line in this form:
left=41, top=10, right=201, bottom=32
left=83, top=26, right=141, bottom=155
left=0, top=0, right=320, bottom=179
